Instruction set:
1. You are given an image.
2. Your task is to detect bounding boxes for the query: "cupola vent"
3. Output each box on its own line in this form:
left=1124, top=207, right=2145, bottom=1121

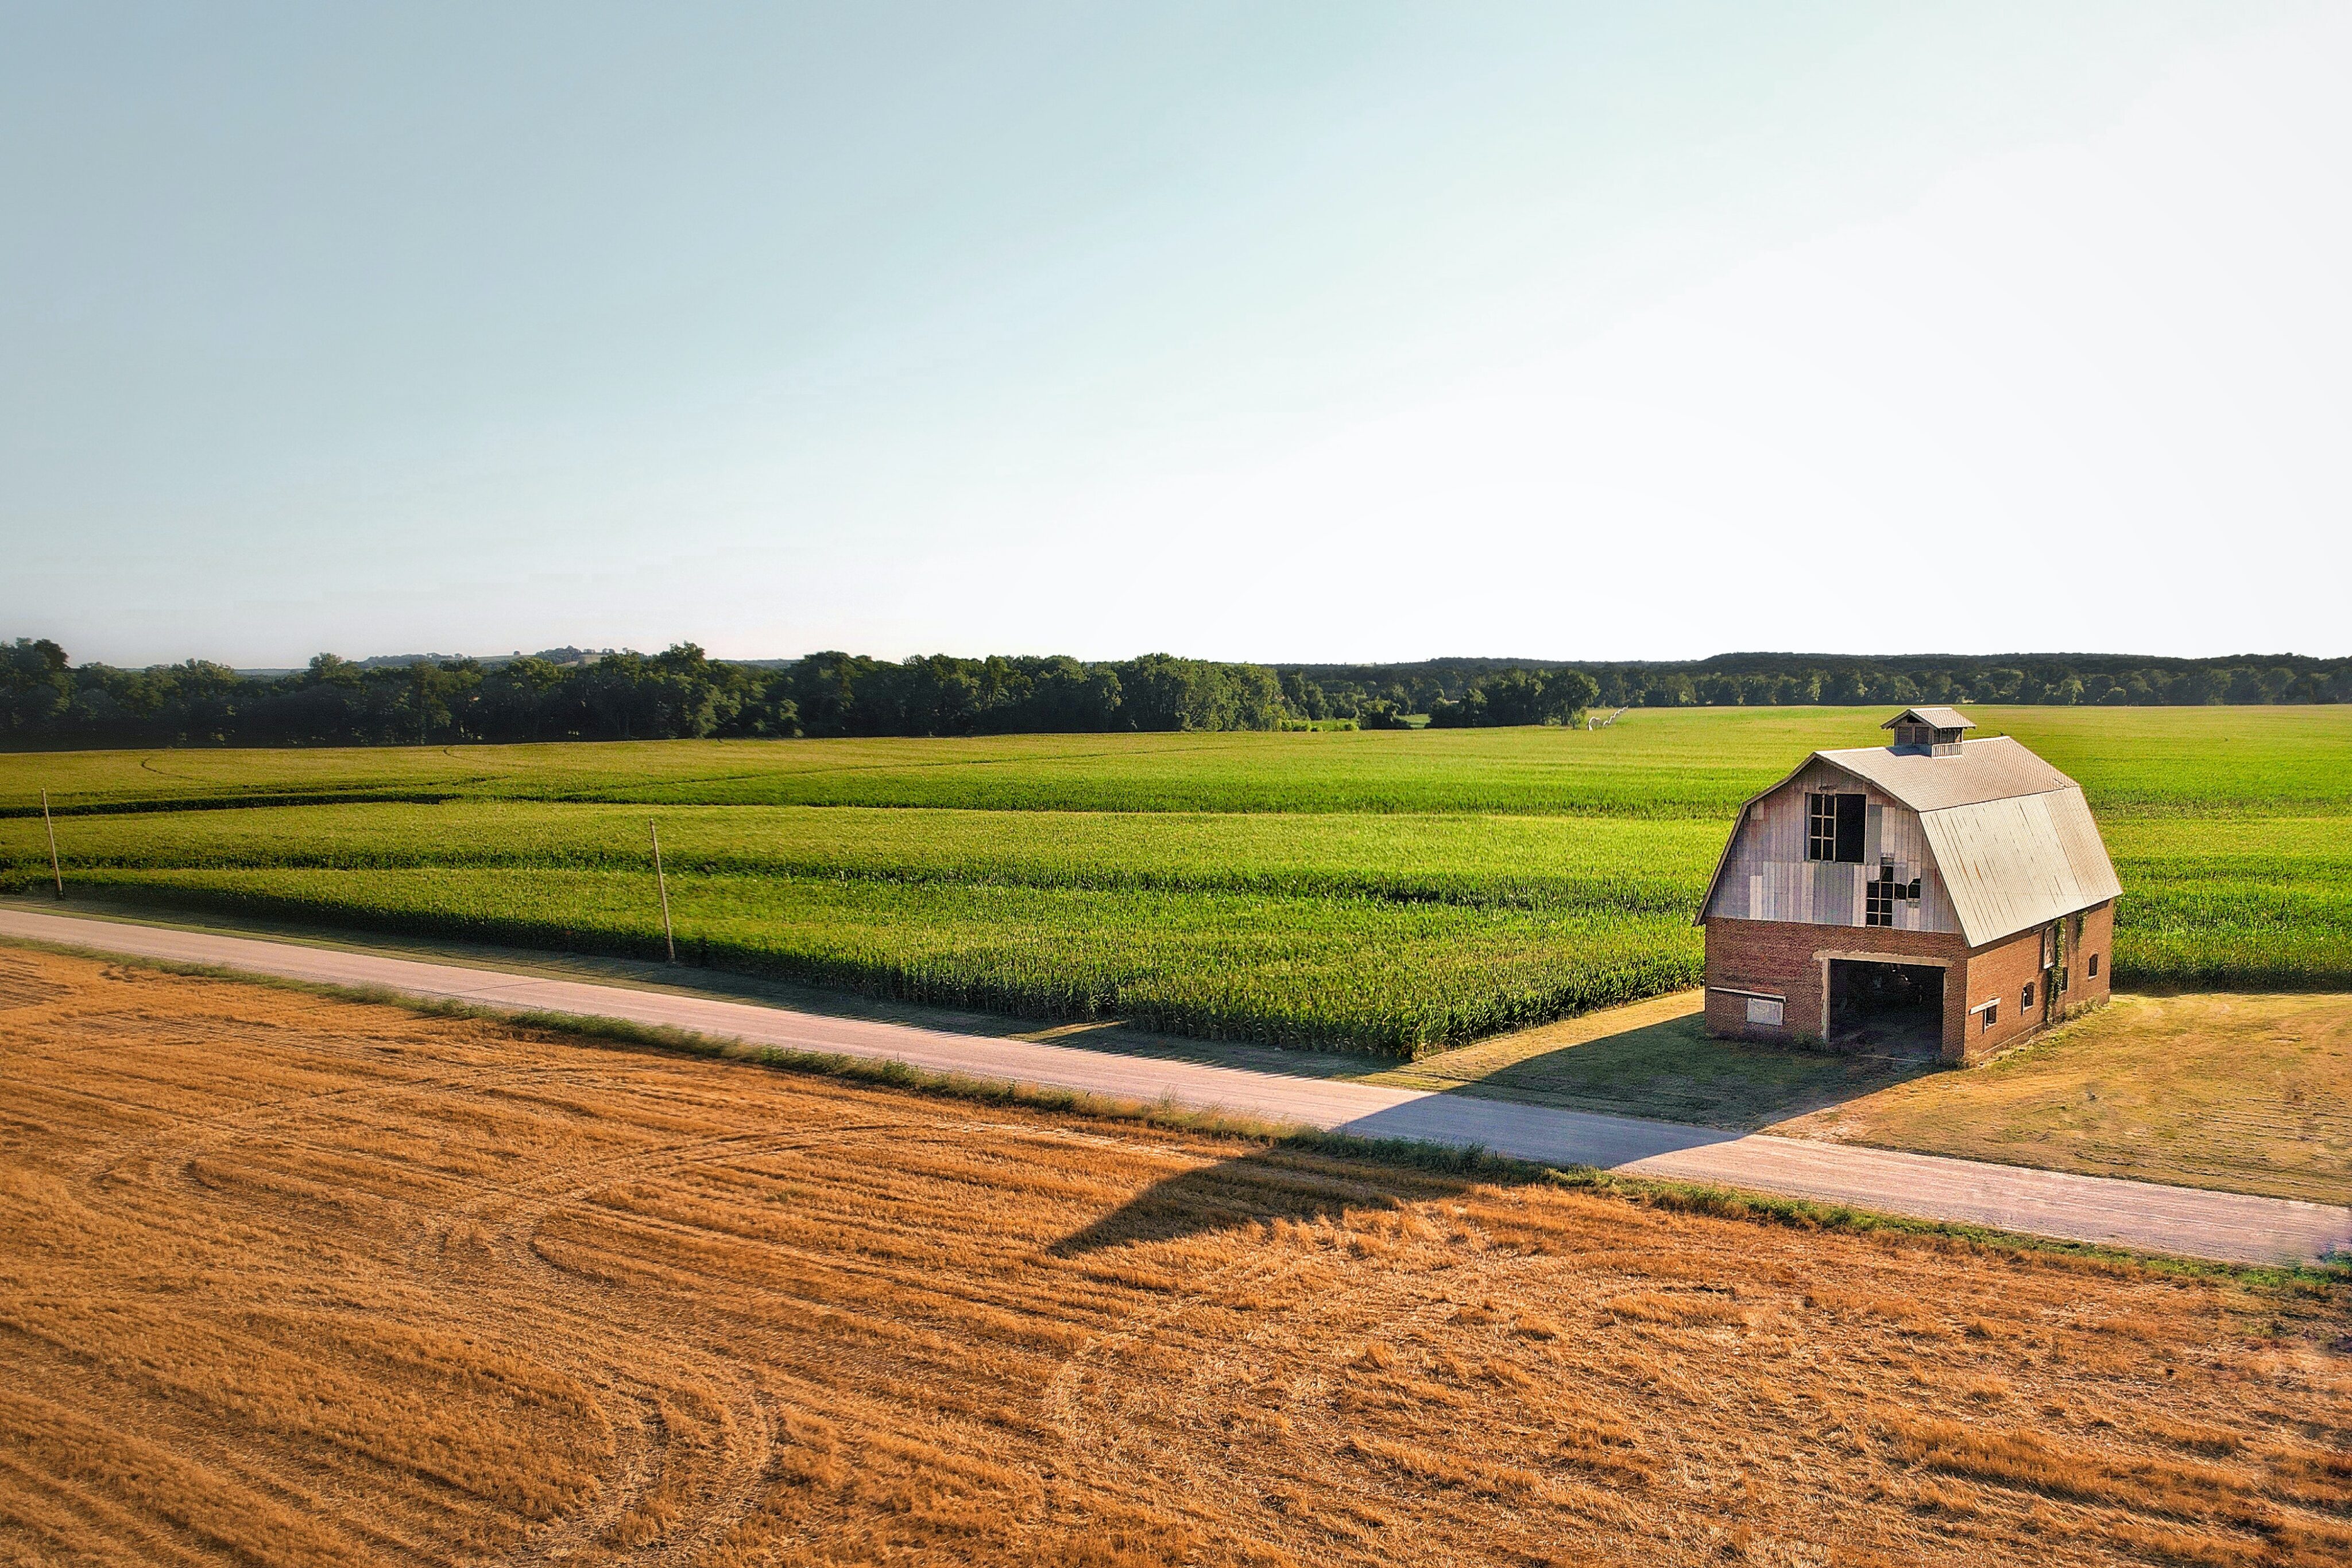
left=1882, top=706, right=1974, bottom=757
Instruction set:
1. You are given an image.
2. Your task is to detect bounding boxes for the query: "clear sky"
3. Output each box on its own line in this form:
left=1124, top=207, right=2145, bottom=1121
left=6, top=2, right=2347, bottom=668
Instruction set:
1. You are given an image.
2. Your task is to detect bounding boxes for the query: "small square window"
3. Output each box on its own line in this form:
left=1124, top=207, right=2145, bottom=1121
left=1746, top=996, right=1784, bottom=1027
left=2022, top=982, right=2035, bottom=1012
left=2088, top=953, right=2099, bottom=978
left=1980, top=1001, right=1999, bottom=1032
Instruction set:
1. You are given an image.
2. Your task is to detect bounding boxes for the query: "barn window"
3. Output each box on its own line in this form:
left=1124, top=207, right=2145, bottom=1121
left=1981, top=1000, right=1999, bottom=1032
left=2022, top=982, right=2035, bottom=1012
left=1806, top=792, right=1865, bottom=864
left=1864, top=863, right=1895, bottom=927
left=2088, top=953, right=2099, bottom=978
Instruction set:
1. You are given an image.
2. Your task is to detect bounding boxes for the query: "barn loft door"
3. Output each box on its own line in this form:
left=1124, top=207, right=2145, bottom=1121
left=1833, top=794, right=1864, bottom=862
left=1805, top=791, right=1867, bottom=866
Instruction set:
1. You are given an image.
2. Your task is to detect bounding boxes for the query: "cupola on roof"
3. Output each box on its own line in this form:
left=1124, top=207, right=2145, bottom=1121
left=1882, top=706, right=1974, bottom=756
left=1881, top=706, right=1976, bottom=733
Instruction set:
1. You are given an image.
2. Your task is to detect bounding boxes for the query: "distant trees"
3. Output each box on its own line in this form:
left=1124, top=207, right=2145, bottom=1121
left=0, top=640, right=1290, bottom=748
left=1427, top=667, right=1599, bottom=729
left=1286, top=652, right=2352, bottom=717
left=773, top=651, right=1271, bottom=737
left=2, top=639, right=70, bottom=739
left=5, top=637, right=2347, bottom=752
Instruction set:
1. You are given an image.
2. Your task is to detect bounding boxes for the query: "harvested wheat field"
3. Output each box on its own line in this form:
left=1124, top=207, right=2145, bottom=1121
left=2, top=947, right=2348, bottom=1568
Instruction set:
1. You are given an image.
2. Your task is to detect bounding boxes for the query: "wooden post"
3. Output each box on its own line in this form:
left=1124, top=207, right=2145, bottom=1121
left=41, top=791, right=64, bottom=900
left=650, top=819, right=676, bottom=963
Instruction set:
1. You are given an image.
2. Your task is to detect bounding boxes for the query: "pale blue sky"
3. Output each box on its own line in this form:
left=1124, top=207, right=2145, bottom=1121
left=6, top=2, right=2346, bottom=666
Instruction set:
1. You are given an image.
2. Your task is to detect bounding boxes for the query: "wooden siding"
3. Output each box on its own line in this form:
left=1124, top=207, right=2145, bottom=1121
left=1703, top=763, right=1959, bottom=935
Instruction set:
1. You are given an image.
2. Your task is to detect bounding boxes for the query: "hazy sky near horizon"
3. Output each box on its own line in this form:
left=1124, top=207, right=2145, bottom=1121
left=7, top=2, right=2349, bottom=668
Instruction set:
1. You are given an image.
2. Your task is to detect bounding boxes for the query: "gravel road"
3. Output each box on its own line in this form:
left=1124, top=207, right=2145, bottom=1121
left=5, top=906, right=2345, bottom=1266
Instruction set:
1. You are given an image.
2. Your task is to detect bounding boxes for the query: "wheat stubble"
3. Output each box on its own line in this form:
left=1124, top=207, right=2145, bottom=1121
left=1, top=948, right=2345, bottom=1566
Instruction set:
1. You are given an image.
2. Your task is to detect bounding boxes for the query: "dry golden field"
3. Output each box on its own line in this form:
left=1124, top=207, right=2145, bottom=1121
left=2, top=948, right=2348, bottom=1567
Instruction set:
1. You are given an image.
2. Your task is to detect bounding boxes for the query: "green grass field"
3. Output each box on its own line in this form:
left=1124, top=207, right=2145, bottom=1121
left=10, top=704, right=2350, bottom=816
left=5, top=707, right=2347, bottom=1053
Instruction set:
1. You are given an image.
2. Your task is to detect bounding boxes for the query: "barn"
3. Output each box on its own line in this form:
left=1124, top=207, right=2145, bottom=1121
left=1697, top=707, right=2120, bottom=1064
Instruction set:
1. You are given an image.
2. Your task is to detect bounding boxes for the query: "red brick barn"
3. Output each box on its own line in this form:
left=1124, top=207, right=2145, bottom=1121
left=1698, top=708, right=2119, bottom=1064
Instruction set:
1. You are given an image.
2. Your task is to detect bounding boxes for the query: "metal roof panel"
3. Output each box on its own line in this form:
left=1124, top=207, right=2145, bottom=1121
left=2042, top=784, right=2126, bottom=909
left=1917, top=795, right=2098, bottom=945
left=1815, top=735, right=2076, bottom=813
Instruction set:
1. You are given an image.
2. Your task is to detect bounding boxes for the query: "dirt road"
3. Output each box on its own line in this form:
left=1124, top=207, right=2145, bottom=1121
left=4, top=906, right=2346, bottom=1265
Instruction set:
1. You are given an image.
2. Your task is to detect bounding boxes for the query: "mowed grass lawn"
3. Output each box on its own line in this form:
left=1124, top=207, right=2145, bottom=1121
left=1344, top=988, right=2352, bottom=1205
left=1774, top=991, right=2352, bottom=1206
left=4, top=706, right=2349, bottom=1054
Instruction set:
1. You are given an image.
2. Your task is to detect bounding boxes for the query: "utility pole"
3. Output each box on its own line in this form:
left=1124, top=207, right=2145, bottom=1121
left=41, top=791, right=64, bottom=899
left=649, top=819, right=676, bottom=963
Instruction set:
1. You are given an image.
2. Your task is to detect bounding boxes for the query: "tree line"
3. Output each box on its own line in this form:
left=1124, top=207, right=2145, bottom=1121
left=0, top=640, right=1289, bottom=748
left=1275, top=651, right=2352, bottom=722
left=4, top=637, right=2345, bottom=749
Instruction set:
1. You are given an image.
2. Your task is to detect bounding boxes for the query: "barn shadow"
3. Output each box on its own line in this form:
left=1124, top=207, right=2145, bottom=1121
left=1038, top=990, right=1978, bottom=1257
left=1401, top=1005, right=1945, bottom=1131
left=1049, top=1136, right=1514, bottom=1257
left=1049, top=1097, right=1747, bottom=1257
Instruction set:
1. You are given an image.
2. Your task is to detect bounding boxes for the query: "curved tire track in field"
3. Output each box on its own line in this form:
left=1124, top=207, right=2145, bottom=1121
left=420, top=1120, right=952, bottom=1566
left=25, top=963, right=845, bottom=1568
left=417, top=1129, right=803, bottom=1568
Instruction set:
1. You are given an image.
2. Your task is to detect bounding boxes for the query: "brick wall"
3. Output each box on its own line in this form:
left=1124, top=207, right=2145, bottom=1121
left=1703, top=918, right=1829, bottom=1042
left=1948, top=899, right=2117, bottom=1065
left=1702, top=918, right=1966, bottom=1048
left=1707, top=903, right=2115, bottom=1064
left=1953, top=926, right=2048, bottom=1064
left=2076, top=900, right=2115, bottom=1012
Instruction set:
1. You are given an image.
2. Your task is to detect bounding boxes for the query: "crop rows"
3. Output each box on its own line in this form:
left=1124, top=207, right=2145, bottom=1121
left=0, top=802, right=1719, bottom=913
left=8, top=704, right=2349, bottom=818
left=5, top=711, right=2344, bottom=1054
left=56, top=865, right=1704, bottom=1054
left=2095, top=815, right=2352, bottom=988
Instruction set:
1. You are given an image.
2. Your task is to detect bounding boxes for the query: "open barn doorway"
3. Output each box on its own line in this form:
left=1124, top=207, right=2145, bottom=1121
left=1826, top=960, right=1945, bottom=1057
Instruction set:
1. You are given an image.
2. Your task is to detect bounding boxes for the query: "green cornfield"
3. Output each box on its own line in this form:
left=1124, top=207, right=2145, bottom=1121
left=5, top=706, right=2347, bottom=1055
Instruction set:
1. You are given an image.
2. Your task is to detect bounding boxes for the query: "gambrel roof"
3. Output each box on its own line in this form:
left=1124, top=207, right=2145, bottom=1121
left=1700, top=734, right=2122, bottom=947
left=1819, top=734, right=2073, bottom=812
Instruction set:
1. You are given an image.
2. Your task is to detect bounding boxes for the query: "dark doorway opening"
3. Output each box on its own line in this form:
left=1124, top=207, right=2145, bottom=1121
left=1827, top=960, right=1945, bottom=1056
